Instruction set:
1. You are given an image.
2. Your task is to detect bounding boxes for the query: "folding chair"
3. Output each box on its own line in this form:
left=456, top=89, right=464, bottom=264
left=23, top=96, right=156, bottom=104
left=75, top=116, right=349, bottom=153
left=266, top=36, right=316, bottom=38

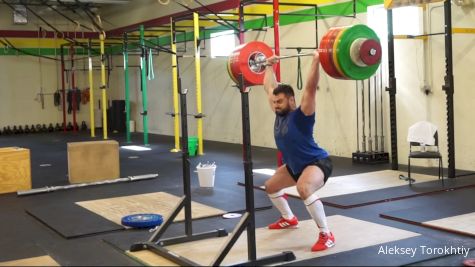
left=400, top=121, right=444, bottom=186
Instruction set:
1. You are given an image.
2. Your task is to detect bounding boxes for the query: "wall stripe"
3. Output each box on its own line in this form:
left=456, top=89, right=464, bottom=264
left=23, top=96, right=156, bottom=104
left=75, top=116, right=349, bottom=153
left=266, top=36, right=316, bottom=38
left=0, top=30, right=99, bottom=39
left=1, top=0, right=383, bottom=56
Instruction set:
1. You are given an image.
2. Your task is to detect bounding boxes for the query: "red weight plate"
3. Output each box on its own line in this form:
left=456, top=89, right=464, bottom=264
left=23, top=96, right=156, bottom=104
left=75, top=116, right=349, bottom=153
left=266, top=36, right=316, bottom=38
left=228, top=41, right=273, bottom=86
left=227, top=53, right=238, bottom=84
left=359, top=39, right=382, bottom=66
left=326, top=27, right=349, bottom=79
left=320, top=28, right=344, bottom=79
left=330, top=28, right=349, bottom=79
left=228, top=43, right=246, bottom=84
left=332, top=26, right=351, bottom=79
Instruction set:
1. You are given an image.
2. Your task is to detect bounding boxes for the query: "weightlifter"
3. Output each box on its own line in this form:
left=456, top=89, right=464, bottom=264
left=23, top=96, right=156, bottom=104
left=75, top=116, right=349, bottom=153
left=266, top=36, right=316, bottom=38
left=263, top=50, right=335, bottom=252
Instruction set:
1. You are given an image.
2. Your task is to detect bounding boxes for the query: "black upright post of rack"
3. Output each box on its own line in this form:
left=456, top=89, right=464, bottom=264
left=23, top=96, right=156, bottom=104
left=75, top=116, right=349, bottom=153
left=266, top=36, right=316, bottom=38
left=386, top=9, right=398, bottom=170
left=241, top=75, right=257, bottom=261
left=209, top=74, right=295, bottom=266
left=443, top=0, right=455, bottom=178
left=129, top=52, right=227, bottom=267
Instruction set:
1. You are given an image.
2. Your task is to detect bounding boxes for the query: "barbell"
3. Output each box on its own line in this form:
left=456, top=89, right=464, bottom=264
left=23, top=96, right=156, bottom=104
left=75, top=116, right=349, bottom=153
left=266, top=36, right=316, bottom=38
left=227, top=24, right=382, bottom=87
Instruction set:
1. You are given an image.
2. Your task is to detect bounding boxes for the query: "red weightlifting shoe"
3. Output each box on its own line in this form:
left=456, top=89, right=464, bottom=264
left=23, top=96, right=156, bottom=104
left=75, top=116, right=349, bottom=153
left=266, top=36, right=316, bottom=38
left=464, top=259, right=475, bottom=267
left=268, top=216, right=299, bottom=229
left=311, top=232, right=335, bottom=252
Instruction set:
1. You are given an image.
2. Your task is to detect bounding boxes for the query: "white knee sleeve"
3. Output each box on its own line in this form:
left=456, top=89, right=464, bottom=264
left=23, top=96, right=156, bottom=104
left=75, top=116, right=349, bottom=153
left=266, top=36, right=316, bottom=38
left=304, top=191, right=320, bottom=206
left=268, top=189, right=285, bottom=199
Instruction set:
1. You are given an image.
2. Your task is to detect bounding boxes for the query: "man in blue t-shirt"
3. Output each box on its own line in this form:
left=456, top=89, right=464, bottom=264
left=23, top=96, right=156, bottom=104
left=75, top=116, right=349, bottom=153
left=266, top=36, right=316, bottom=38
left=263, top=51, right=334, bottom=252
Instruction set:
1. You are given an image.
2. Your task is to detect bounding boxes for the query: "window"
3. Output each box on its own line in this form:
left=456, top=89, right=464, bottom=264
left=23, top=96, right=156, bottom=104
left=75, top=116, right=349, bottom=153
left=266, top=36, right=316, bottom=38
left=368, top=5, right=423, bottom=36
left=393, top=6, right=423, bottom=36
left=367, top=5, right=424, bottom=93
left=210, top=30, right=236, bottom=58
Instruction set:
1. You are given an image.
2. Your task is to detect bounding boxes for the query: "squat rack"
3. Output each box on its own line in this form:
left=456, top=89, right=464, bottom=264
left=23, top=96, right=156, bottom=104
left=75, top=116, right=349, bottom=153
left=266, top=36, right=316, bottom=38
left=166, top=13, right=209, bottom=155
left=128, top=17, right=228, bottom=266
left=386, top=0, right=456, bottom=177
left=167, top=8, right=268, bottom=155
left=121, top=25, right=175, bottom=145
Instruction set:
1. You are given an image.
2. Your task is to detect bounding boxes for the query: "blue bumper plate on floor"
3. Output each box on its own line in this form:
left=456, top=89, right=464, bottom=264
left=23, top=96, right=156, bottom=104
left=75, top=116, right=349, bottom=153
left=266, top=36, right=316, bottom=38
left=121, top=214, right=163, bottom=228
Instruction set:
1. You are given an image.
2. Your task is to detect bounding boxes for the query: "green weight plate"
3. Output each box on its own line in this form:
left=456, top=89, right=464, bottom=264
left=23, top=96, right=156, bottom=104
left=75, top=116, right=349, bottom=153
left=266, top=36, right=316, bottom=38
left=335, top=24, right=380, bottom=80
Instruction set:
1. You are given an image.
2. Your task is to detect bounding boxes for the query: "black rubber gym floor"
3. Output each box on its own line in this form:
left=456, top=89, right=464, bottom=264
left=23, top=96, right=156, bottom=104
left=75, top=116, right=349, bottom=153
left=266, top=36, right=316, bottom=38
left=242, top=174, right=475, bottom=209
left=380, top=187, right=475, bottom=238
left=0, top=131, right=474, bottom=266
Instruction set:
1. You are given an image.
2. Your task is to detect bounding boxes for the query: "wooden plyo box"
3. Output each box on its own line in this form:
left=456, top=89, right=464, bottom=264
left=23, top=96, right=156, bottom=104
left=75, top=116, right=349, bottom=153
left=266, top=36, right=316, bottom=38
left=0, top=147, right=31, bottom=194
left=67, top=140, right=120, bottom=183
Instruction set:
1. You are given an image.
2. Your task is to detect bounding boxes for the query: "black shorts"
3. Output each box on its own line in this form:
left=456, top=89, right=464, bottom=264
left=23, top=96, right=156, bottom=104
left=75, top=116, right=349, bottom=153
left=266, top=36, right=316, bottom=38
left=285, top=157, right=333, bottom=183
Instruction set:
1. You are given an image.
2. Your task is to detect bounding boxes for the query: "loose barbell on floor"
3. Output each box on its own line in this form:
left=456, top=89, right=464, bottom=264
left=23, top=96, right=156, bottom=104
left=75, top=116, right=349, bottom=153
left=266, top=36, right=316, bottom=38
left=228, top=24, right=382, bottom=86
left=17, top=174, right=158, bottom=196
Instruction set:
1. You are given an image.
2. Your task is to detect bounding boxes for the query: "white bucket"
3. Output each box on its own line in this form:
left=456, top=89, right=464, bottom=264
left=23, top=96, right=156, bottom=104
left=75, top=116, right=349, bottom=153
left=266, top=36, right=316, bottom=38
left=196, top=163, right=216, bottom=187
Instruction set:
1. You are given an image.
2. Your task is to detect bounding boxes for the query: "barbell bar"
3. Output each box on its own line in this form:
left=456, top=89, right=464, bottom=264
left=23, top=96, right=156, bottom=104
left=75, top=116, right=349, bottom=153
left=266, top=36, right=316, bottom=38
left=227, top=24, right=382, bottom=86
left=254, top=52, right=316, bottom=65
left=250, top=48, right=377, bottom=70
left=246, top=51, right=317, bottom=77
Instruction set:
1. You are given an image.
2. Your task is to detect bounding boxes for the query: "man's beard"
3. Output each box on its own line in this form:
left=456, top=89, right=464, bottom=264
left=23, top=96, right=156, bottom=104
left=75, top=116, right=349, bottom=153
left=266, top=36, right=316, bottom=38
left=275, top=107, right=291, bottom=116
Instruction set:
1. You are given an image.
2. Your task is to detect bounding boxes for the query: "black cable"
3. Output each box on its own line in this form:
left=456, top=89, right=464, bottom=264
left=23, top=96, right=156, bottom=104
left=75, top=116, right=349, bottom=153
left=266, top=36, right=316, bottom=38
left=2, top=0, right=77, bottom=46
left=296, top=48, right=303, bottom=90
left=40, top=0, right=94, bottom=31
left=81, top=6, right=104, bottom=33
left=75, top=88, right=81, bottom=111
left=107, top=54, right=111, bottom=87
left=145, top=49, right=149, bottom=78
left=67, top=89, right=73, bottom=114
left=193, top=0, right=239, bottom=32
left=56, top=0, right=97, bottom=30
left=24, top=4, right=63, bottom=36
left=143, top=39, right=175, bottom=54
left=173, top=0, right=238, bottom=32
left=54, top=90, right=61, bottom=106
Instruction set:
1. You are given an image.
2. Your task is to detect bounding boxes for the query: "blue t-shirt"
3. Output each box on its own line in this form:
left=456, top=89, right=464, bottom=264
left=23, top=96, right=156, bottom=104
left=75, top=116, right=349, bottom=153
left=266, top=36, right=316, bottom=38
left=274, top=106, right=329, bottom=174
